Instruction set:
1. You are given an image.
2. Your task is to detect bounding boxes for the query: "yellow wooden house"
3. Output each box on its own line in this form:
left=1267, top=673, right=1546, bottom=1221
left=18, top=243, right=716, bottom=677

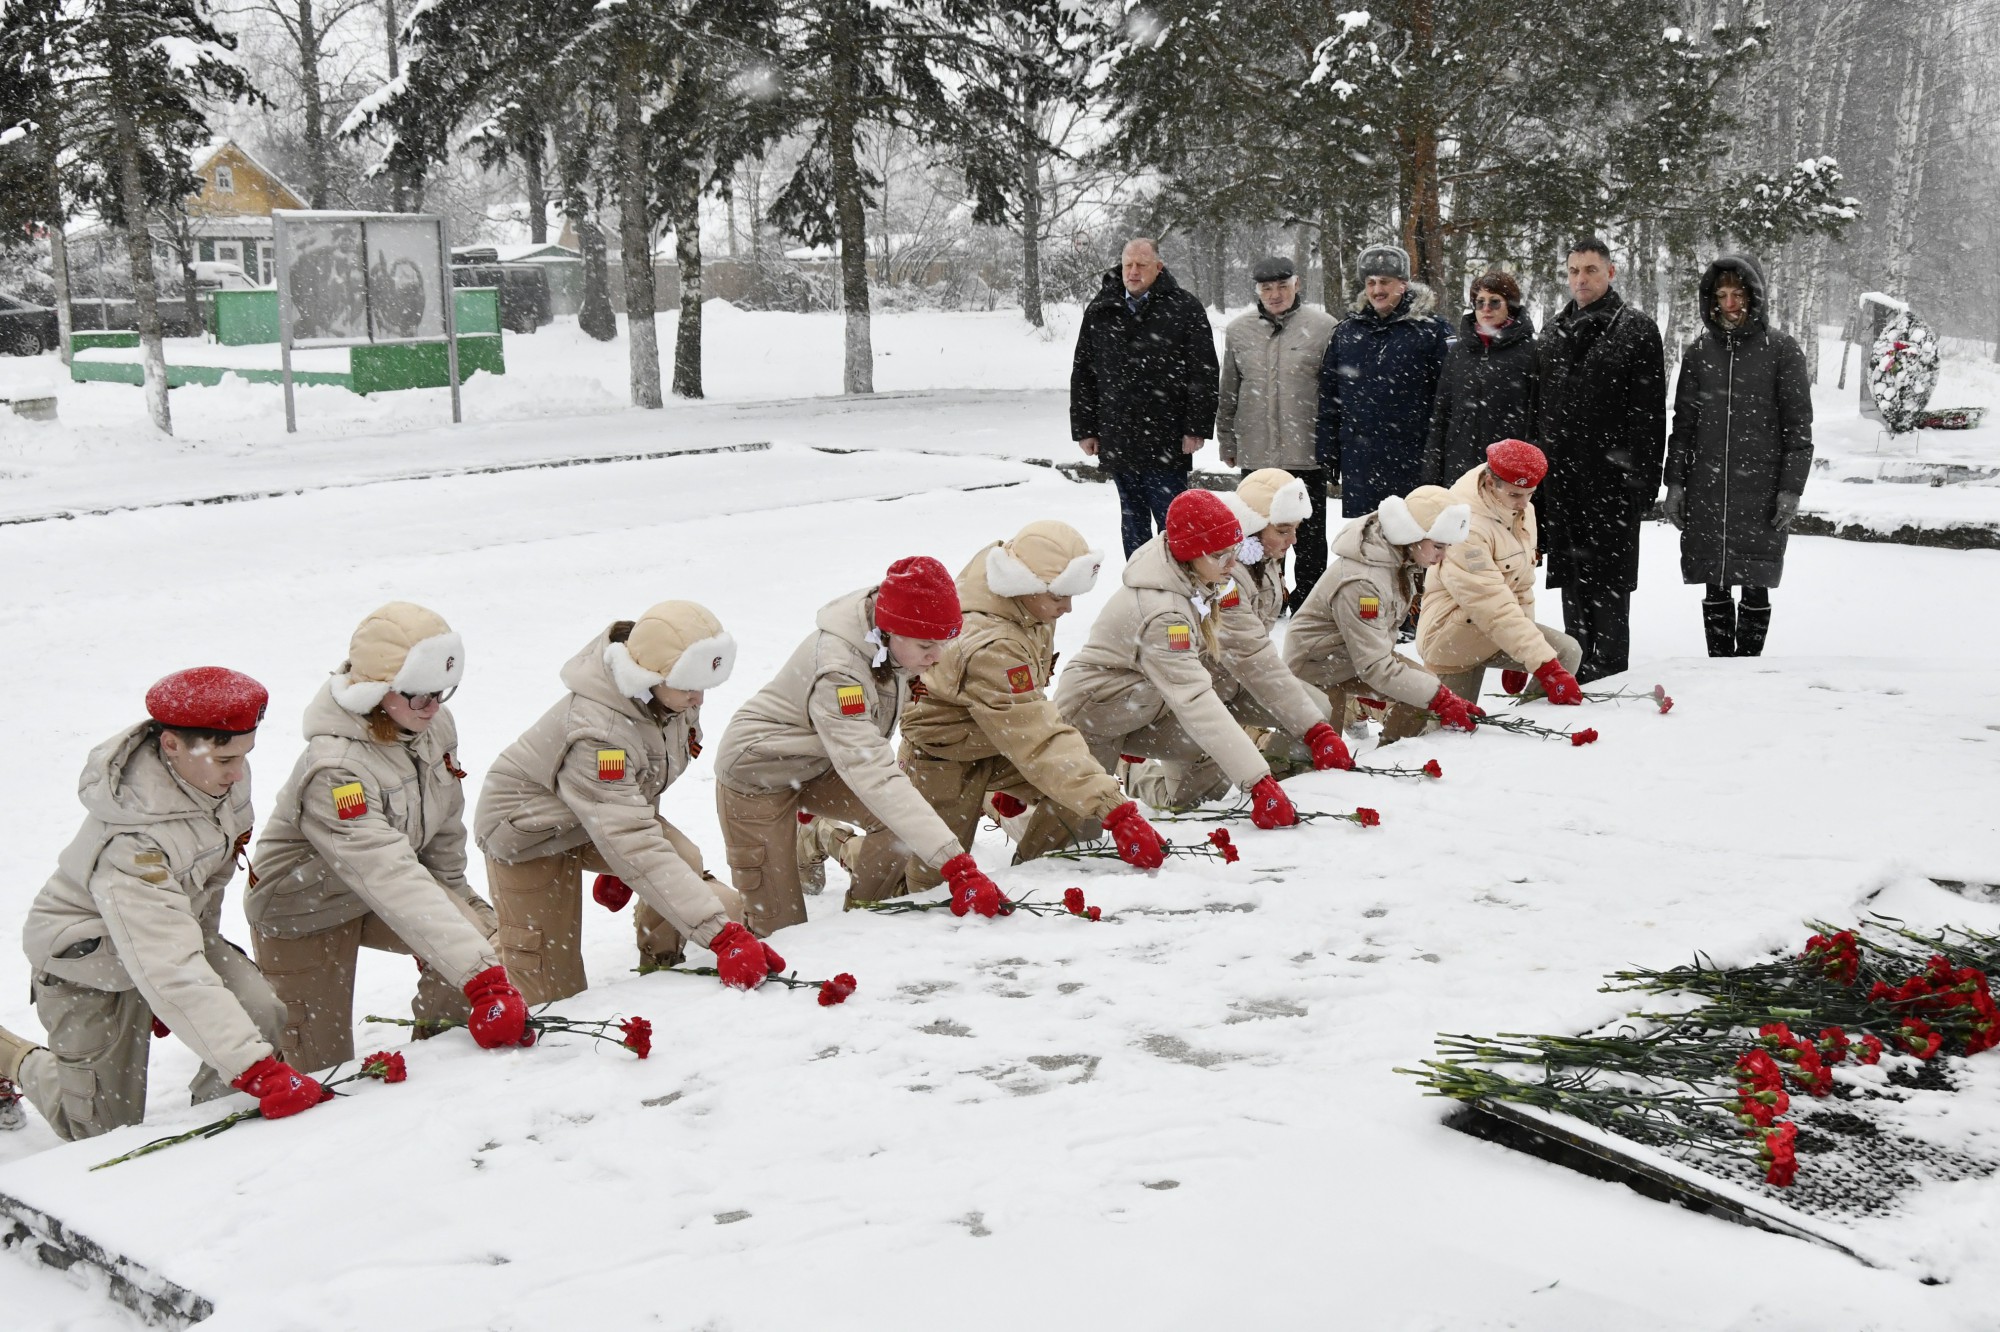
left=178, top=139, right=308, bottom=284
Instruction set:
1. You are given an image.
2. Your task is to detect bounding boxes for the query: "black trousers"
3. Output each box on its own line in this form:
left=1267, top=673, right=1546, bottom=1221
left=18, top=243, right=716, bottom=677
left=1110, top=464, right=1187, bottom=558
left=1560, top=583, right=1632, bottom=683
left=1253, top=466, right=1331, bottom=613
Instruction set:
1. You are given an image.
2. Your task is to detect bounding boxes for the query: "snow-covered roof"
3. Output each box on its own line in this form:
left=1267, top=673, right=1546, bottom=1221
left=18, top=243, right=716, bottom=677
left=189, top=139, right=308, bottom=213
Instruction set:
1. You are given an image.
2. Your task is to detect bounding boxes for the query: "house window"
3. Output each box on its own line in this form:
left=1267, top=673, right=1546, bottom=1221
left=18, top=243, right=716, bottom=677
left=216, top=241, right=242, bottom=270
left=198, top=240, right=214, bottom=262
left=215, top=165, right=234, bottom=193
left=257, top=242, right=274, bottom=285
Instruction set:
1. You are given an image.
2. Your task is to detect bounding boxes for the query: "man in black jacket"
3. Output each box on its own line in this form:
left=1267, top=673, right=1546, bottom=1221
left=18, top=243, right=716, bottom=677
left=1071, top=238, right=1219, bottom=556
left=1535, top=238, right=1665, bottom=681
left=1662, top=254, right=1813, bottom=658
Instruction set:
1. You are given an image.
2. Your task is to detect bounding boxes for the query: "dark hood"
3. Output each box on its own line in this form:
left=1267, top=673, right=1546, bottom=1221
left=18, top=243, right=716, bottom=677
left=1699, top=253, right=1768, bottom=340
left=1091, top=265, right=1186, bottom=313
left=1455, top=308, right=1535, bottom=348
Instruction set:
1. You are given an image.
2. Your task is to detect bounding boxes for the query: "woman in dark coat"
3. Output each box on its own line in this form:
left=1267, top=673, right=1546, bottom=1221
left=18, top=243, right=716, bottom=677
left=1662, top=253, right=1813, bottom=658
left=1422, top=270, right=1539, bottom=487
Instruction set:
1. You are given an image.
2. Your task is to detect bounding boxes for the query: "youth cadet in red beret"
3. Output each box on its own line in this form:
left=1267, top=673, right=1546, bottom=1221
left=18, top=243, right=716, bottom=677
left=1, top=669, right=331, bottom=1140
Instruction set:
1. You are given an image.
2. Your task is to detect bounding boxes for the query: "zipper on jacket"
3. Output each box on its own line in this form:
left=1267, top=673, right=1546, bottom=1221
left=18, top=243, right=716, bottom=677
left=1719, top=344, right=1734, bottom=587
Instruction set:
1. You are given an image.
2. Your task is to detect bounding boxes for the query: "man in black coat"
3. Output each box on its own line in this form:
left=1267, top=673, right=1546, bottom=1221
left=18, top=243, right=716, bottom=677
left=1534, top=238, right=1666, bottom=682
left=1071, top=238, right=1219, bottom=556
left=1662, top=254, right=1813, bottom=658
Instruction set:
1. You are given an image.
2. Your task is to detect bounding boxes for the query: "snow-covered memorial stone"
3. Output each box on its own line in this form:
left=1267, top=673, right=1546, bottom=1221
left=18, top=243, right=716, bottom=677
left=1408, top=915, right=2000, bottom=1273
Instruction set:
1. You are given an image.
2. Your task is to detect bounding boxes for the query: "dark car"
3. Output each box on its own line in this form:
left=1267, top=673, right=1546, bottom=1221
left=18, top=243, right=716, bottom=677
left=0, top=291, right=60, bottom=356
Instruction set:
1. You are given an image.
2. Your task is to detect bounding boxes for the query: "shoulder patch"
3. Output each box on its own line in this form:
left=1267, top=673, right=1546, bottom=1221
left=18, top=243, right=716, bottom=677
left=1219, top=586, right=1241, bottom=610
left=1005, top=664, right=1035, bottom=694
left=1358, top=594, right=1381, bottom=620
left=836, top=684, right=868, bottom=716
left=331, top=781, right=367, bottom=821
left=596, top=748, right=627, bottom=781
left=1165, top=622, right=1193, bottom=653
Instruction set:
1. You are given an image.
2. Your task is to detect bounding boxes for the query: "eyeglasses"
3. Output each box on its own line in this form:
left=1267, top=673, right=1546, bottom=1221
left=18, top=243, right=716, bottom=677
left=1472, top=294, right=1508, bottom=309
left=397, top=687, right=457, bottom=709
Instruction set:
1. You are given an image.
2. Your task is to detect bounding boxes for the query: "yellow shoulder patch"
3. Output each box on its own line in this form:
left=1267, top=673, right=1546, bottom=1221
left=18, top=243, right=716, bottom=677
left=836, top=684, right=868, bottom=716
left=1358, top=594, right=1381, bottom=620
left=1165, top=622, right=1192, bottom=653
left=331, top=781, right=367, bottom=821
left=596, top=748, right=627, bottom=781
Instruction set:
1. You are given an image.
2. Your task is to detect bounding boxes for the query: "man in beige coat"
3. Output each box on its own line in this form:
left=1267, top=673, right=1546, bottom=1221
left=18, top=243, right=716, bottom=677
left=899, top=521, right=1169, bottom=881
left=2, top=669, right=331, bottom=1140
left=1284, top=487, right=1484, bottom=747
left=1057, top=490, right=1350, bottom=830
left=1127, top=467, right=1317, bottom=808
left=716, top=557, right=1007, bottom=933
left=1416, top=441, right=1586, bottom=706
left=249, top=603, right=532, bottom=1072
left=1217, top=258, right=1338, bottom=609
left=477, top=602, right=770, bottom=1003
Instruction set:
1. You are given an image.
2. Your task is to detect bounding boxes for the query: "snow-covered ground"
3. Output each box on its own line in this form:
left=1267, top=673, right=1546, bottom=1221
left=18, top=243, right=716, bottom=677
left=2, top=307, right=1999, bottom=1329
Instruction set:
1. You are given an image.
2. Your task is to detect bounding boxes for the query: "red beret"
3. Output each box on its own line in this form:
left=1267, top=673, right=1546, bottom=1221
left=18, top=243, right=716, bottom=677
left=1485, top=439, right=1548, bottom=488
left=146, top=667, right=269, bottom=734
left=874, top=557, right=962, bottom=640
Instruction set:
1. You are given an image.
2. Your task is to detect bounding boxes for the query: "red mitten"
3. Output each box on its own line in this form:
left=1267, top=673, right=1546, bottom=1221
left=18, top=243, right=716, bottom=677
left=1532, top=658, right=1584, bottom=706
left=592, top=874, right=633, bottom=912
left=1303, top=721, right=1354, bottom=771
left=989, top=792, right=1028, bottom=819
left=231, top=1056, right=333, bottom=1119
left=940, top=853, right=998, bottom=918
left=151, top=1017, right=171, bottom=1039
left=1103, top=800, right=1166, bottom=869
left=1500, top=669, right=1528, bottom=696
left=1248, top=775, right=1297, bottom=830
left=708, top=921, right=784, bottom=988
left=463, top=966, right=535, bottom=1048
left=1428, top=684, right=1485, bottom=732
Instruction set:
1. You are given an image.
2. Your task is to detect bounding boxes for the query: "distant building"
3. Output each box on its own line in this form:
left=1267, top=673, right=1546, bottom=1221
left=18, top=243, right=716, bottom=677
left=72, top=139, right=307, bottom=286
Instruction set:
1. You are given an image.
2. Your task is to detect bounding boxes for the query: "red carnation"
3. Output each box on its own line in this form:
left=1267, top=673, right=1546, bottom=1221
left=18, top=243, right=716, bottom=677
left=1063, top=887, right=1087, bottom=916
left=1857, top=1034, right=1885, bottom=1065
left=360, top=1051, right=407, bottom=1083
left=1817, top=1027, right=1850, bottom=1065
left=1896, top=1017, right=1942, bottom=1060
left=1651, top=684, right=1674, bottom=714
left=1207, top=828, right=1233, bottom=849
left=1219, top=842, right=1240, bottom=863
left=1086, top=906, right=1102, bottom=921
left=619, top=1016, right=654, bottom=1059
left=1355, top=807, right=1381, bottom=827
left=1570, top=728, right=1599, bottom=747
left=1423, top=759, right=1443, bottom=779
left=1760, top=1122, right=1799, bottom=1187
left=817, top=973, right=859, bottom=1007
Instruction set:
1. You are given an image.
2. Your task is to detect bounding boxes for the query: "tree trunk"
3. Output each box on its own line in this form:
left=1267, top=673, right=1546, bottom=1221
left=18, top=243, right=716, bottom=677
left=1882, top=15, right=1937, bottom=298
left=298, top=0, right=329, bottom=208
left=579, top=214, right=616, bottom=340
left=612, top=41, right=662, bottom=409
left=110, top=91, right=170, bottom=434
left=45, top=141, right=72, bottom=365
left=829, top=19, right=873, bottom=395
left=1018, top=101, right=1044, bottom=329
left=672, top=185, right=702, bottom=398
left=524, top=128, right=548, bottom=245
left=1397, top=0, right=1443, bottom=287
left=177, top=224, right=200, bottom=335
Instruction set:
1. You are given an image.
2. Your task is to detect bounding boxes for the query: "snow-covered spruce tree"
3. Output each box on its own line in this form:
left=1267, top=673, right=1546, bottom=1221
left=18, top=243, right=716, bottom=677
left=0, top=0, right=82, bottom=361
left=764, top=0, right=1035, bottom=394
left=61, top=0, right=259, bottom=434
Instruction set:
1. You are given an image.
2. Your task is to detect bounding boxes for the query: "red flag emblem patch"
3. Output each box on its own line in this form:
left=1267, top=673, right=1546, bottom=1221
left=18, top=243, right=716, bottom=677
left=1006, top=664, right=1035, bottom=694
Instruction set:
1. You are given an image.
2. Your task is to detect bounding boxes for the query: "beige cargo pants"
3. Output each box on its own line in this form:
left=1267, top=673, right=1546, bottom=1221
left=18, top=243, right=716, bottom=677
left=715, top=771, right=910, bottom=935
left=13, top=941, right=286, bottom=1141
left=896, top=745, right=1103, bottom=891
left=485, top=821, right=745, bottom=1006
left=1115, top=691, right=1300, bottom=812
left=1428, top=625, right=1583, bottom=710
left=252, top=895, right=497, bottom=1075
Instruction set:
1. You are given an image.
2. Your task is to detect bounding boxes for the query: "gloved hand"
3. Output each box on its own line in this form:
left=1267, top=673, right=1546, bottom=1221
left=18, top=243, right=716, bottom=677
left=1500, top=669, right=1528, bottom=696
left=463, top=966, right=535, bottom=1048
left=1772, top=492, right=1800, bottom=532
left=1248, top=775, right=1298, bottom=830
left=989, top=792, right=1027, bottom=819
left=1302, top=721, right=1354, bottom=771
left=1661, top=484, right=1686, bottom=530
left=1533, top=658, right=1584, bottom=706
left=940, top=852, right=1000, bottom=917
left=1428, top=684, right=1485, bottom=732
left=1104, top=800, right=1166, bottom=869
left=231, top=1056, right=333, bottom=1119
left=592, top=874, right=633, bottom=912
left=151, top=1016, right=171, bottom=1039
left=707, top=920, right=786, bottom=989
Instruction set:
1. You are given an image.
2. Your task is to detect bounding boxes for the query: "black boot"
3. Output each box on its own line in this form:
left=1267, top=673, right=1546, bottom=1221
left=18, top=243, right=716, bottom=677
left=1702, top=595, right=1736, bottom=657
left=1736, top=603, right=1771, bottom=657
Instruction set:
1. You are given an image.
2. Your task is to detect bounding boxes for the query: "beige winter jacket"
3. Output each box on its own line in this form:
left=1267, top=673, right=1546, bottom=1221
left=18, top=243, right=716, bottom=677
left=1416, top=466, right=1556, bottom=672
left=1216, top=301, right=1337, bottom=470
left=1056, top=536, right=1327, bottom=790
left=1286, top=514, right=1440, bottom=707
left=475, top=624, right=728, bottom=946
left=20, top=724, right=272, bottom=1081
left=247, top=682, right=498, bottom=989
left=715, top=586, right=962, bottom=869
left=900, top=543, right=1125, bottom=821
left=1209, top=551, right=1289, bottom=707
